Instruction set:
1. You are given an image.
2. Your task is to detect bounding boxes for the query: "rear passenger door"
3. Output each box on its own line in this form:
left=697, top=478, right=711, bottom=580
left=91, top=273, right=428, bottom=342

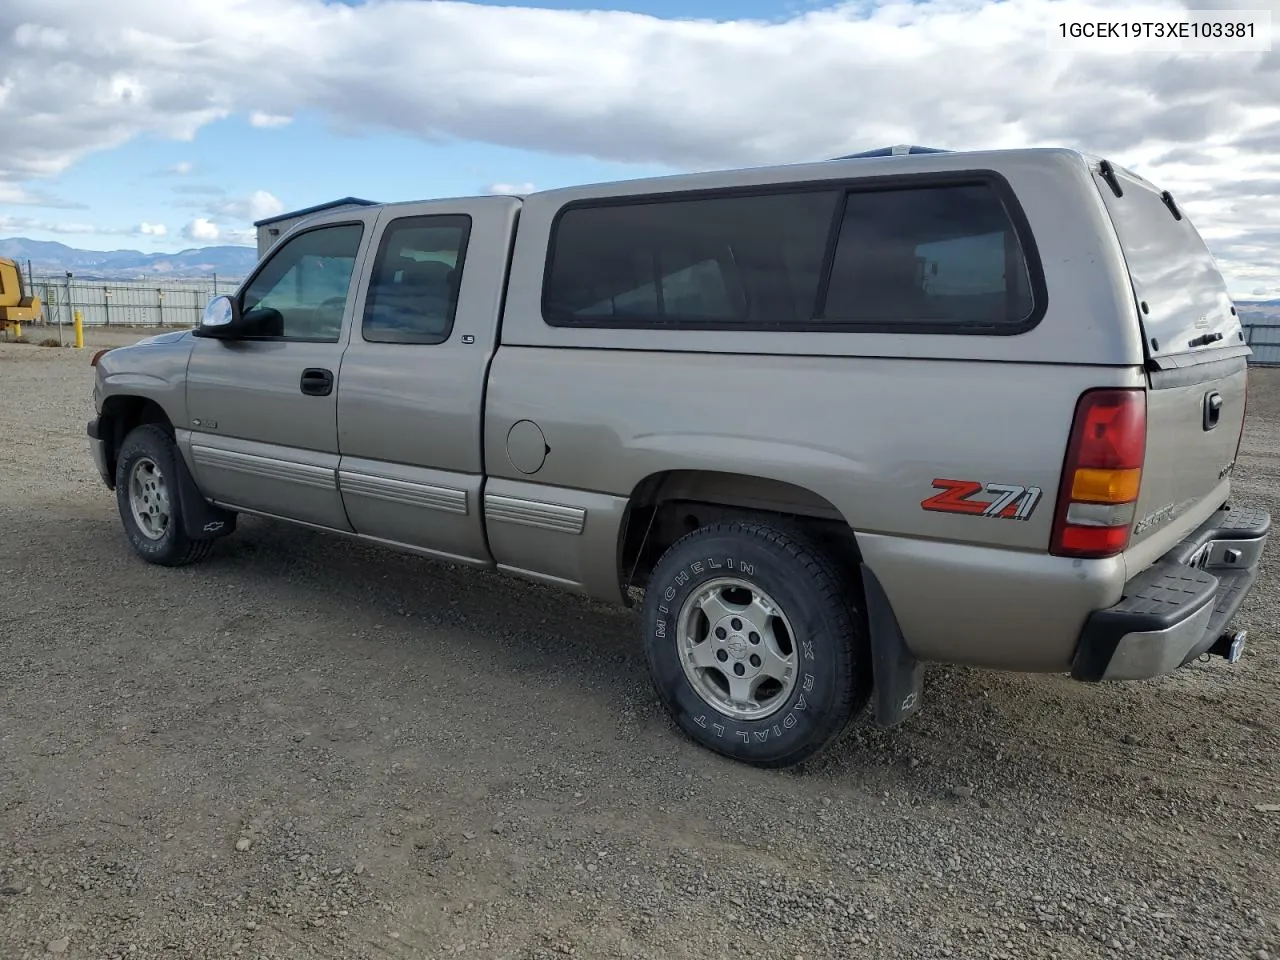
left=335, top=197, right=521, bottom=566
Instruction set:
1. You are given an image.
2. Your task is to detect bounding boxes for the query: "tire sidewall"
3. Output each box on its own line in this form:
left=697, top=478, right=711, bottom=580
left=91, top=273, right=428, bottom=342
left=643, top=529, right=854, bottom=765
left=115, top=428, right=184, bottom=563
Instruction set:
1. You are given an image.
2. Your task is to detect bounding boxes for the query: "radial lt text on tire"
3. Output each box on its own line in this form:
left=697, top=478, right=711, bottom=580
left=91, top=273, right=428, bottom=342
left=641, top=520, right=871, bottom=768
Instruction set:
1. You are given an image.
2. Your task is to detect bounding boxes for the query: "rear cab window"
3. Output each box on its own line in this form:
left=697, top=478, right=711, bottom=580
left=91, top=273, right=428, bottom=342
left=542, top=175, right=1043, bottom=334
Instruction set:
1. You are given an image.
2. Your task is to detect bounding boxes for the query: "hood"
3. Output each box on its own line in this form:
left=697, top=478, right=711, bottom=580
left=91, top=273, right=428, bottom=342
left=132, top=329, right=194, bottom=347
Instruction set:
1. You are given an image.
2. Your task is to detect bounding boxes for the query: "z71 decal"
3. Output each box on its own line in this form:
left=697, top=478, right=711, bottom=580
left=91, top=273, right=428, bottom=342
left=921, top=479, right=1043, bottom=521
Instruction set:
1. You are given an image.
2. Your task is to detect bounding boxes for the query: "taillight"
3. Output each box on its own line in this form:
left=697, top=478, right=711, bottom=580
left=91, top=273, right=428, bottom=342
left=1050, top=388, right=1147, bottom=559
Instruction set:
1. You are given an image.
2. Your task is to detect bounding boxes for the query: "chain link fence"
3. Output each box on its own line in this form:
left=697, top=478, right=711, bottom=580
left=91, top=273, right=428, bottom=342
left=28, top=275, right=244, bottom=328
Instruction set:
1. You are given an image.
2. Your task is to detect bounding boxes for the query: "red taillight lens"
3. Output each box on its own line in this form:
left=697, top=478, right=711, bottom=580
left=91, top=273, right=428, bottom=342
left=1050, top=388, right=1147, bottom=559
left=1057, top=523, right=1132, bottom=556
left=1072, top=390, right=1146, bottom=470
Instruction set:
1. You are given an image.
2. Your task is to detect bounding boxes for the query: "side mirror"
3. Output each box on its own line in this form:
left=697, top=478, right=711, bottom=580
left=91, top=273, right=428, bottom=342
left=193, top=295, right=283, bottom=340
left=193, top=295, right=240, bottom=339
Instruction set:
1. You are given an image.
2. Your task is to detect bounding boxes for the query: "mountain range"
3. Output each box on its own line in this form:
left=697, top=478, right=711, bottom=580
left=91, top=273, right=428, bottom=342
left=0, top=237, right=257, bottom=280
left=1239, top=300, right=1280, bottom=322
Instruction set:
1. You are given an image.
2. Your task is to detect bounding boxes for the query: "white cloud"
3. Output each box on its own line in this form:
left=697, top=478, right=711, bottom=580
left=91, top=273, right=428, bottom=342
left=0, top=215, right=132, bottom=237
left=248, top=110, right=292, bottom=128
left=485, top=182, right=536, bottom=196
left=0, top=216, right=78, bottom=235
left=138, top=222, right=167, bottom=236
left=182, top=218, right=220, bottom=242
left=0, top=0, right=1277, bottom=292
left=0, top=181, right=81, bottom=208
left=0, top=182, right=45, bottom=205
left=163, top=192, right=282, bottom=247
left=170, top=161, right=193, bottom=175
left=210, top=189, right=285, bottom=222
left=12, top=24, right=69, bottom=52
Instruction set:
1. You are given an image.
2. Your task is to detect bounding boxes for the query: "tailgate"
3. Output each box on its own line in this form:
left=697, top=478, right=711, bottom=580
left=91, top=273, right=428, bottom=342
left=1132, top=356, right=1247, bottom=552
left=1088, top=159, right=1249, bottom=553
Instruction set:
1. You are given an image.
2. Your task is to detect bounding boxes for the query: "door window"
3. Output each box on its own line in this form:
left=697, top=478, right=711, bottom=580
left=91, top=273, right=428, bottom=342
left=362, top=215, right=472, bottom=344
left=241, top=223, right=365, bottom=341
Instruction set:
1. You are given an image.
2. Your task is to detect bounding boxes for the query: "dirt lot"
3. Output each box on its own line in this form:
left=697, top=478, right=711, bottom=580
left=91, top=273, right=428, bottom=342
left=2, top=324, right=1278, bottom=960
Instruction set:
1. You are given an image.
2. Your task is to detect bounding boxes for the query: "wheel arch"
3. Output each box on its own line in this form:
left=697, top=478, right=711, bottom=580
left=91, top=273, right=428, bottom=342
left=617, top=469, right=862, bottom=596
left=98, top=395, right=174, bottom=489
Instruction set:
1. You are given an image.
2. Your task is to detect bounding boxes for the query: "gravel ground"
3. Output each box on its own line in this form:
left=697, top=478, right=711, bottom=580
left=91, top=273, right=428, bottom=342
left=2, top=325, right=1278, bottom=960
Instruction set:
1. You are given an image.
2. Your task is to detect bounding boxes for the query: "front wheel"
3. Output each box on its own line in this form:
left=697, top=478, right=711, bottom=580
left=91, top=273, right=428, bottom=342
left=641, top=520, right=870, bottom=768
left=114, top=424, right=216, bottom=567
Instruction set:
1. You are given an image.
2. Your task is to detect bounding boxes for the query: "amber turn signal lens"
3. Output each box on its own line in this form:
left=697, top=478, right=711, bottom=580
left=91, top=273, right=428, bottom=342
left=1070, top=467, right=1142, bottom=504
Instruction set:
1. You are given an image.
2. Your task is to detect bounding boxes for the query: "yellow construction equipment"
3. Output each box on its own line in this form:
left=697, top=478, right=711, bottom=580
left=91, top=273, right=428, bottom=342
left=0, top=258, right=42, bottom=335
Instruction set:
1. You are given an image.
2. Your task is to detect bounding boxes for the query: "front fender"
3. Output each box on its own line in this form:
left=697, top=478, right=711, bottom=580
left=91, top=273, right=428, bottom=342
left=96, top=334, right=196, bottom=429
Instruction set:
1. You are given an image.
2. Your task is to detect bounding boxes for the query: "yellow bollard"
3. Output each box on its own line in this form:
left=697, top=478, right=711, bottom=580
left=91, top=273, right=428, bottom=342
left=74, top=309, right=84, bottom=349
left=12, top=322, right=19, bottom=339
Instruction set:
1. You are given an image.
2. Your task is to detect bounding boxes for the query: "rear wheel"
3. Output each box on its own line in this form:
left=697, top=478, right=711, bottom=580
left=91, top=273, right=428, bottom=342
left=641, top=519, right=870, bottom=768
left=114, top=424, right=215, bottom=567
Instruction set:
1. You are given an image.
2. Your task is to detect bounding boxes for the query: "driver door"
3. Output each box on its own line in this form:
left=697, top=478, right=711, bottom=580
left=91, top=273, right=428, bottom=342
left=183, top=214, right=377, bottom=529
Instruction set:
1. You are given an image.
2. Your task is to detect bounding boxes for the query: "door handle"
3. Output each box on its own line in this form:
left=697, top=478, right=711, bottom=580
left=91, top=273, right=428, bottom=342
left=1203, top=390, right=1222, bottom=430
left=300, top=367, right=334, bottom=397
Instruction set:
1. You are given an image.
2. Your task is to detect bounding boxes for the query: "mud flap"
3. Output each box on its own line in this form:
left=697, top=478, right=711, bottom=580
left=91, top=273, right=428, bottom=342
left=861, top=563, right=924, bottom=728
left=172, top=448, right=237, bottom=541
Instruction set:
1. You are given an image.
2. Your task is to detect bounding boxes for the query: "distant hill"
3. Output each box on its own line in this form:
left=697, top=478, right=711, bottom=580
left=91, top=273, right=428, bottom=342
left=1238, top=300, right=1280, bottom=324
left=0, top=237, right=256, bottom=280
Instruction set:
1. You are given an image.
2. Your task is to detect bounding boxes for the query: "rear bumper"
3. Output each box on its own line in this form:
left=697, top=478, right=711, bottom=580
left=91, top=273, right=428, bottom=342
left=87, top=417, right=112, bottom=488
left=1071, top=504, right=1270, bottom=681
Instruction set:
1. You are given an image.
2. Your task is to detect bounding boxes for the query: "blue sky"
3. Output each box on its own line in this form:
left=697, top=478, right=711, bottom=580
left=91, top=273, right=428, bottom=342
left=0, top=0, right=1277, bottom=295
left=44, top=110, right=683, bottom=244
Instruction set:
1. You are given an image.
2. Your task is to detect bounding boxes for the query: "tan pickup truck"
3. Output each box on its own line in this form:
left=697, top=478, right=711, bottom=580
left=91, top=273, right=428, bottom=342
left=88, top=146, right=1270, bottom=767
